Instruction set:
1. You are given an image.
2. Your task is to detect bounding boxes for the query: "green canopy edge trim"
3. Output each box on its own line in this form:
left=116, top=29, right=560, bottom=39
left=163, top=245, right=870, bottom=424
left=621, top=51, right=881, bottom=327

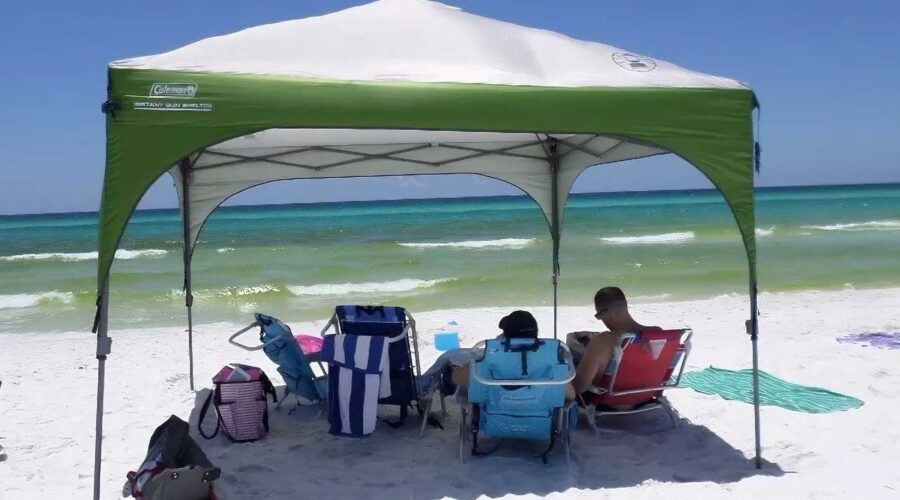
left=98, top=68, right=757, bottom=294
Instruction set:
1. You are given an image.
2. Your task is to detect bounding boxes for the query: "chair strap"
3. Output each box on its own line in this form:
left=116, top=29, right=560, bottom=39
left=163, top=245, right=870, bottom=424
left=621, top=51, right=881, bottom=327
left=197, top=391, right=220, bottom=440
left=259, top=372, right=278, bottom=404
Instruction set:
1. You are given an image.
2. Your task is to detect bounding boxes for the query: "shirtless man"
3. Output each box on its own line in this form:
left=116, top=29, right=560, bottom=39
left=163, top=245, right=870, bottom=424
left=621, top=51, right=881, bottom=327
left=567, top=287, right=661, bottom=400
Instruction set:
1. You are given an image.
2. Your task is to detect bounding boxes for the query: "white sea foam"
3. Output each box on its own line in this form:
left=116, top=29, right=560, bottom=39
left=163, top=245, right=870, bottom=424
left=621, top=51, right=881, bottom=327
left=756, top=227, right=775, bottom=237
left=117, top=249, right=168, bottom=259
left=238, top=302, right=258, bottom=314
left=217, top=247, right=235, bottom=253
left=802, top=220, right=900, bottom=232
left=0, top=291, right=74, bottom=309
left=0, top=249, right=168, bottom=262
left=599, top=231, right=695, bottom=245
left=287, top=278, right=455, bottom=296
left=399, top=238, right=535, bottom=250
left=631, top=293, right=671, bottom=301
left=170, top=284, right=281, bottom=300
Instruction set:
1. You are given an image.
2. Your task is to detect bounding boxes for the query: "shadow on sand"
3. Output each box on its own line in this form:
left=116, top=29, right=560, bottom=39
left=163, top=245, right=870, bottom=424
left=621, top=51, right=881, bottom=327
left=188, top=389, right=782, bottom=499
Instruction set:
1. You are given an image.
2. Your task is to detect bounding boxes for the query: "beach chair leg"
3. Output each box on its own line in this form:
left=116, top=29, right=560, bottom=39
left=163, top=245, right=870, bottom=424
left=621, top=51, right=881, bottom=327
left=581, top=401, right=601, bottom=435
left=557, top=405, right=573, bottom=465
left=458, top=406, right=471, bottom=464
left=440, top=393, right=447, bottom=417
left=566, top=402, right=577, bottom=464
left=419, top=394, right=436, bottom=438
left=313, top=400, right=325, bottom=421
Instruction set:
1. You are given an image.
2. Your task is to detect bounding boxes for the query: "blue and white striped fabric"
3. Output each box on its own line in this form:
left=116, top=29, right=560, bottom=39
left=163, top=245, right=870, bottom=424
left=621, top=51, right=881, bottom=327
left=321, top=334, right=391, bottom=437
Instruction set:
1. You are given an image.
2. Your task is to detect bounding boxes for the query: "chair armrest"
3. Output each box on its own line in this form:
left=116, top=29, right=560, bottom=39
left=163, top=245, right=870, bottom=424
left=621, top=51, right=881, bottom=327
left=319, top=315, right=337, bottom=337
left=469, top=366, right=576, bottom=386
left=228, top=322, right=263, bottom=351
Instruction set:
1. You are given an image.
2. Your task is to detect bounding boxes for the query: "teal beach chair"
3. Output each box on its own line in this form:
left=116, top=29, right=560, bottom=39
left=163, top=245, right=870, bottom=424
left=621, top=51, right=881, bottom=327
left=229, top=313, right=327, bottom=412
left=460, top=338, right=576, bottom=464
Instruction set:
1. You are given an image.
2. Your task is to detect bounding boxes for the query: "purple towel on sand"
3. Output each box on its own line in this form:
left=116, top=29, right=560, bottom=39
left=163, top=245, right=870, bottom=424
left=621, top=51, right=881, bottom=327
left=837, top=331, right=900, bottom=349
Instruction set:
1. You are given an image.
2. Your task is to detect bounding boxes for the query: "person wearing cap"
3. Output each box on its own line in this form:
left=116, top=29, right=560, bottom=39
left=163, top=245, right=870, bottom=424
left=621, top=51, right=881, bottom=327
left=447, top=309, right=541, bottom=389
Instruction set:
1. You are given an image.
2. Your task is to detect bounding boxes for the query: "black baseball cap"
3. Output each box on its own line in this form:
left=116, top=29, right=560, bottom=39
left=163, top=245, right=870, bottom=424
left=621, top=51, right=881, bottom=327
left=499, top=310, right=538, bottom=339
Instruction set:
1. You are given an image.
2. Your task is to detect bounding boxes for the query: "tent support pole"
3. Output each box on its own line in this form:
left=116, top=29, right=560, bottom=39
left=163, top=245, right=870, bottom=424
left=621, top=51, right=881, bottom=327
left=547, top=137, right=561, bottom=339
left=749, top=273, right=762, bottom=468
left=92, top=280, right=111, bottom=500
left=180, top=158, right=195, bottom=392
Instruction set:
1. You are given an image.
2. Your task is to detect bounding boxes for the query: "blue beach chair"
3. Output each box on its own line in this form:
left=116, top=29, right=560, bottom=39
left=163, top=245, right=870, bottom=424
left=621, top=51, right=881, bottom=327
left=229, top=313, right=326, bottom=412
left=461, top=338, right=576, bottom=464
left=321, top=305, right=424, bottom=425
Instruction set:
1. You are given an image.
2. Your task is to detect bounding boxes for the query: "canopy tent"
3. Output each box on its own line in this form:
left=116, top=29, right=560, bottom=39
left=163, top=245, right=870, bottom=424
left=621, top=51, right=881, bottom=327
left=93, top=0, right=761, bottom=497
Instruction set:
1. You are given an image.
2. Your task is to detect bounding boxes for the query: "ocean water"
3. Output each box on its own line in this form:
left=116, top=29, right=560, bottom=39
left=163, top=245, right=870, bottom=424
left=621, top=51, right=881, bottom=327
left=1, top=184, right=898, bottom=333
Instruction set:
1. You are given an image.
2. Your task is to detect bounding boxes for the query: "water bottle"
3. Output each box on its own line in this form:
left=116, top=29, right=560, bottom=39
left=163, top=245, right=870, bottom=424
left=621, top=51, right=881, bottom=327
left=434, top=320, right=461, bottom=351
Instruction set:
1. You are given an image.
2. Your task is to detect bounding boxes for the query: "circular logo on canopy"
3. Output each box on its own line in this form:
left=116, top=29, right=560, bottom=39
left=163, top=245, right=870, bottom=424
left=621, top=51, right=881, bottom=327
left=612, top=53, right=657, bottom=72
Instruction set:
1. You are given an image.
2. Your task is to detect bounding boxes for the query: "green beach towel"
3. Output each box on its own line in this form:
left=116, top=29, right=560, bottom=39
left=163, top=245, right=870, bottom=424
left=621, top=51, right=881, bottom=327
left=681, top=367, right=863, bottom=413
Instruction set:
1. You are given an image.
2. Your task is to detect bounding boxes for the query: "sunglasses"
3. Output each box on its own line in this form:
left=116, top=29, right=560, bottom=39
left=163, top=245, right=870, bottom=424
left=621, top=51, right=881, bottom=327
left=594, top=308, right=608, bottom=319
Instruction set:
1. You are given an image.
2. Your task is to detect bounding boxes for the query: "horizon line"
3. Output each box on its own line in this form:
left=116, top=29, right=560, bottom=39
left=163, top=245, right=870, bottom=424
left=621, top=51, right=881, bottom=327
left=2, top=180, right=898, bottom=218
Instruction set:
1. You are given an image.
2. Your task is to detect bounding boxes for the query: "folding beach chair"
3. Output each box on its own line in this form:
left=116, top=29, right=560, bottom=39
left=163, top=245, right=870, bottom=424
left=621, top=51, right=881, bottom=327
left=460, top=338, right=576, bottom=464
left=321, top=305, right=424, bottom=425
left=229, top=313, right=327, bottom=412
left=581, top=329, right=693, bottom=432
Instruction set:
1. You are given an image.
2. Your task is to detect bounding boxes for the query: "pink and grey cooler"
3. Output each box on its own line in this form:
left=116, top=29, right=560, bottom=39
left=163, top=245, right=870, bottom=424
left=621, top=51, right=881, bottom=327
left=198, top=365, right=277, bottom=443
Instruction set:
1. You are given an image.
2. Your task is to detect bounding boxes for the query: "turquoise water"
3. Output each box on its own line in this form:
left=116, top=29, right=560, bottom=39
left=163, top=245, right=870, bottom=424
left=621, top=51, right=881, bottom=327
left=1, top=184, right=898, bottom=333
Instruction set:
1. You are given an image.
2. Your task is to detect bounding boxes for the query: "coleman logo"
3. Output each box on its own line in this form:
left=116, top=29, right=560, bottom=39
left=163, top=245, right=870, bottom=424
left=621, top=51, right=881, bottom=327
left=611, top=53, right=656, bottom=72
left=149, top=83, right=198, bottom=98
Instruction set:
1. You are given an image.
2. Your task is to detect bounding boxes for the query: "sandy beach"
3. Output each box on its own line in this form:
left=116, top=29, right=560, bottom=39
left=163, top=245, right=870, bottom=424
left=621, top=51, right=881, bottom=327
left=1, top=288, right=898, bottom=499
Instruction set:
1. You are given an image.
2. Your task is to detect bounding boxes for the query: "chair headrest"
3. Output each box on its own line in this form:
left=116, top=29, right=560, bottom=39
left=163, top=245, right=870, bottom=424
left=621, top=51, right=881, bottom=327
left=254, top=313, right=292, bottom=338
left=336, top=305, right=406, bottom=323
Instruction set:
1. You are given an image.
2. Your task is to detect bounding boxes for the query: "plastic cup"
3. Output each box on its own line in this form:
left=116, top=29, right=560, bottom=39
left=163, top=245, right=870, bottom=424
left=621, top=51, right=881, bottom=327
left=434, top=331, right=460, bottom=351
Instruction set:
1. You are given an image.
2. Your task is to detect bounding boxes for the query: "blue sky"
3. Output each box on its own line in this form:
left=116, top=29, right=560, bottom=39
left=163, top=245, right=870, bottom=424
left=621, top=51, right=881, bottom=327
left=0, top=0, right=897, bottom=215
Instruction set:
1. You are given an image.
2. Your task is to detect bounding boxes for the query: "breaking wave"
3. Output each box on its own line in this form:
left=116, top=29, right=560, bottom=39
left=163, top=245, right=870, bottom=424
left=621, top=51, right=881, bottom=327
left=756, top=227, right=775, bottom=237
left=802, top=220, right=900, bottom=232
left=399, top=238, right=535, bottom=250
left=600, top=232, right=695, bottom=245
left=0, top=291, right=74, bottom=310
left=169, top=284, right=281, bottom=300
left=0, top=249, right=168, bottom=262
left=287, top=278, right=455, bottom=296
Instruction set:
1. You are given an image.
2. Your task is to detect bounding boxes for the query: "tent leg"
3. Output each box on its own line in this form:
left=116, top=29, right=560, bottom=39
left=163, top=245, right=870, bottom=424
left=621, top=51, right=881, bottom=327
left=749, top=277, right=761, bottom=469
left=180, top=158, right=196, bottom=392
left=186, top=297, right=195, bottom=391
left=93, top=282, right=111, bottom=500
left=547, top=137, right=561, bottom=340
left=552, top=278, right=559, bottom=340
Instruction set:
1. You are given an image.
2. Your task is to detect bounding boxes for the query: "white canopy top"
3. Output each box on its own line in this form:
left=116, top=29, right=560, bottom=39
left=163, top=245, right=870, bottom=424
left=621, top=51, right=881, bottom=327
left=113, top=0, right=745, bottom=90
left=109, top=0, right=750, bottom=253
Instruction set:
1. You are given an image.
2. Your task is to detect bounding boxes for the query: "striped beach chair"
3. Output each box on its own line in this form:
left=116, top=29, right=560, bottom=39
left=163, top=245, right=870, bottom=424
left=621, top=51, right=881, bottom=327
left=321, top=305, right=424, bottom=426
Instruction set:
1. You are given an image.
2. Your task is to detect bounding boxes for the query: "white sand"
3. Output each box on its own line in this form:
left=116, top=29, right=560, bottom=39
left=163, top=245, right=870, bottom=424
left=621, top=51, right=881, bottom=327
left=1, top=289, right=899, bottom=499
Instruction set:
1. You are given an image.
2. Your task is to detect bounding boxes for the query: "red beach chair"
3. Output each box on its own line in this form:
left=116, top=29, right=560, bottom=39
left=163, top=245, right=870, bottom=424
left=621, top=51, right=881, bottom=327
left=580, top=329, right=692, bottom=432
